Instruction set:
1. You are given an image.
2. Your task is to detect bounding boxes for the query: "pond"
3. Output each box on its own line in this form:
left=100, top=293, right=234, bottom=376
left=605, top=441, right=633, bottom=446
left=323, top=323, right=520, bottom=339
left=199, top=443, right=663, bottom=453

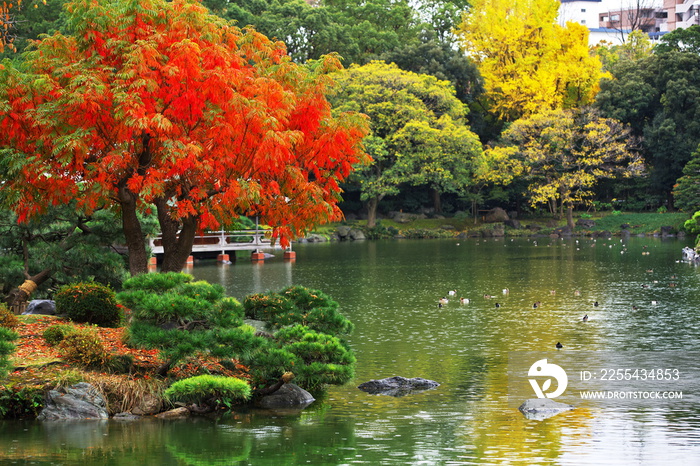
left=3, top=236, right=700, bottom=465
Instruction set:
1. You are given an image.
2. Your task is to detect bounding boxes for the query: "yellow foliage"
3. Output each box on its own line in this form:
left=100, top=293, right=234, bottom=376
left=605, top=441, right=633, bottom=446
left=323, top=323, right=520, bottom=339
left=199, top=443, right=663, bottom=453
left=456, top=0, right=606, bottom=121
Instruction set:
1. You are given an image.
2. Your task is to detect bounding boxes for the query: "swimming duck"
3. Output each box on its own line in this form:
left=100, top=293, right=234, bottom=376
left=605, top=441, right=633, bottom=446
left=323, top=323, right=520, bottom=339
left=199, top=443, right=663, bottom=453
left=556, top=342, right=563, bottom=349
left=495, top=303, right=501, bottom=308
left=593, top=301, right=599, bottom=307
left=460, top=297, right=470, bottom=304
left=448, top=290, right=457, bottom=296
left=582, top=314, right=588, bottom=322
left=439, top=297, right=449, bottom=305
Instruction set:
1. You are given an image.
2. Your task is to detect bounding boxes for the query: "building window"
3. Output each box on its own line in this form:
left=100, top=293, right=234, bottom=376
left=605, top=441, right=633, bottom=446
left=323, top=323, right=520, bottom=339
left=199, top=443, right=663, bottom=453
left=581, top=19, right=586, bottom=24
left=601, top=15, right=609, bottom=22
left=611, top=14, right=620, bottom=21
left=581, top=8, right=586, bottom=12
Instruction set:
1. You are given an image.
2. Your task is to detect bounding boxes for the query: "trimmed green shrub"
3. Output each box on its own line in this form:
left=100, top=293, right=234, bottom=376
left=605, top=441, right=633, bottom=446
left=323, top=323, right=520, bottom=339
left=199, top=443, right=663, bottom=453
left=42, top=324, right=77, bottom=346
left=242, top=286, right=353, bottom=336
left=0, top=304, right=19, bottom=329
left=0, top=327, right=18, bottom=378
left=281, top=286, right=337, bottom=311
left=121, top=272, right=193, bottom=293
left=55, top=282, right=123, bottom=327
left=242, top=325, right=356, bottom=391
left=175, top=281, right=225, bottom=302
left=165, top=375, right=251, bottom=408
left=243, top=292, right=291, bottom=320
left=57, top=328, right=109, bottom=368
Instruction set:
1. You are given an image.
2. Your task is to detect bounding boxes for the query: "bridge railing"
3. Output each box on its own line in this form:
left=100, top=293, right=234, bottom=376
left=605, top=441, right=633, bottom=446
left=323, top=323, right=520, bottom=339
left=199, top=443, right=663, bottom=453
left=149, top=229, right=286, bottom=255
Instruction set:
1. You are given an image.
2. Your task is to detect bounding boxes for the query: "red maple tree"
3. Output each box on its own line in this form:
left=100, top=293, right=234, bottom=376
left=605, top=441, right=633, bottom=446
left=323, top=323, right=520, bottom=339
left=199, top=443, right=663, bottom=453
left=0, top=0, right=369, bottom=274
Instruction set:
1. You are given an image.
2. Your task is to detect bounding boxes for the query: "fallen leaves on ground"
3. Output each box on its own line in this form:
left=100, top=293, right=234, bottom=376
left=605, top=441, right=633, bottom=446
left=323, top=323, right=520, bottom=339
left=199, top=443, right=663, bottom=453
left=12, top=315, right=161, bottom=370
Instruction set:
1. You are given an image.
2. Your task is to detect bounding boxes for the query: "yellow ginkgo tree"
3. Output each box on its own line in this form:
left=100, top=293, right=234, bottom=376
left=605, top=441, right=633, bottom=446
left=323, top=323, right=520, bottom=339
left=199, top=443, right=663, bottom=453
left=456, top=0, right=606, bottom=122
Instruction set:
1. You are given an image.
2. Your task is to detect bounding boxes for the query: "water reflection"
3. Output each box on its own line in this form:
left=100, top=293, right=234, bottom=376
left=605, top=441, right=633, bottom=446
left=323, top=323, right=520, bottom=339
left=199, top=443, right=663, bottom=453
left=2, top=238, right=700, bottom=464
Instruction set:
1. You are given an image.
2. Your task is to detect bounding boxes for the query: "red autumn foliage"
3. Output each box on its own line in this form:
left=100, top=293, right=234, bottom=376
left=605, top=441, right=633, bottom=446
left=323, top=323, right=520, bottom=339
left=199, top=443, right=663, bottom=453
left=0, top=0, right=369, bottom=274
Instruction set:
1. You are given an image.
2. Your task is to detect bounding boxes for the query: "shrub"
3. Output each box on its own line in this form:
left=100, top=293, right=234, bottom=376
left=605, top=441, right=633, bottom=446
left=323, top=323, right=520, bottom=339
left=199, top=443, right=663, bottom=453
left=55, top=282, right=123, bottom=327
left=165, top=375, right=251, bottom=408
left=0, top=386, right=44, bottom=419
left=175, top=281, right=224, bottom=302
left=243, top=293, right=291, bottom=320
left=242, top=325, right=356, bottom=391
left=121, top=272, right=193, bottom=293
left=0, top=304, right=19, bottom=329
left=0, top=327, right=18, bottom=377
left=43, top=324, right=77, bottom=346
left=243, top=287, right=353, bottom=335
left=58, top=328, right=109, bottom=368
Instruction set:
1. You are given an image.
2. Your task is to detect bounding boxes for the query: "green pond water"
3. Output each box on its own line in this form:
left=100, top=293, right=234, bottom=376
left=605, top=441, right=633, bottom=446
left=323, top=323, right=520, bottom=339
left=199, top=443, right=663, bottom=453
left=3, top=237, right=700, bottom=465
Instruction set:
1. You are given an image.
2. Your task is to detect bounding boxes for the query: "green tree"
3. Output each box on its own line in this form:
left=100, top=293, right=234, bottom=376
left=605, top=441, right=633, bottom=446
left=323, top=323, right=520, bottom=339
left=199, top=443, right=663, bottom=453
left=0, top=0, right=66, bottom=58
left=673, top=144, right=700, bottom=213
left=595, top=50, right=700, bottom=208
left=655, top=24, right=700, bottom=54
left=330, top=61, right=483, bottom=225
left=594, top=30, right=654, bottom=72
left=456, top=0, right=605, bottom=122
left=497, top=108, right=643, bottom=228
left=204, top=0, right=422, bottom=65
left=392, top=117, right=483, bottom=213
left=0, top=204, right=131, bottom=307
left=379, top=30, right=484, bottom=106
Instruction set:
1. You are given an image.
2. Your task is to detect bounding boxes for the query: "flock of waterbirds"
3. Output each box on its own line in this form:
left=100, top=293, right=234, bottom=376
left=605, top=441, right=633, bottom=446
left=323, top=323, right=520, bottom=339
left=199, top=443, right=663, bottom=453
left=437, top=237, right=680, bottom=350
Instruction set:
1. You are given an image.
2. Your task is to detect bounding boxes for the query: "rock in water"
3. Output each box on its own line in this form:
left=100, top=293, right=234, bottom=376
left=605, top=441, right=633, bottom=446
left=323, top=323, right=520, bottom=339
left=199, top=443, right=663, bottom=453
left=357, top=376, right=440, bottom=397
left=518, top=398, right=574, bottom=420
left=257, top=383, right=315, bottom=409
left=37, top=383, right=108, bottom=420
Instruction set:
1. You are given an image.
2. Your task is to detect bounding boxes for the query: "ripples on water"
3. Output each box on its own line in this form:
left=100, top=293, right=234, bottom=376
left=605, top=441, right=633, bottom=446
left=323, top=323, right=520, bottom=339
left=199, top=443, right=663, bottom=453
left=2, top=237, right=700, bottom=465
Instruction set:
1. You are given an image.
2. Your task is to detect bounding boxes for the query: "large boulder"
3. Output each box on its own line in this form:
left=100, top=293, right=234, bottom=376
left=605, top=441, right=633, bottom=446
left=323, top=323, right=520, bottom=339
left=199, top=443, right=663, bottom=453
left=483, top=207, right=509, bottom=223
left=348, top=229, right=366, bottom=241
left=336, top=225, right=352, bottom=239
left=357, top=376, right=439, bottom=397
left=518, top=398, right=574, bottom=420
left=257, top=383, right=315, bottom=409
left=131, top=393, right=162, bottom=416
left=23, top=299, right=57, bottom=316
left=37, top=383, right=108, bottom=421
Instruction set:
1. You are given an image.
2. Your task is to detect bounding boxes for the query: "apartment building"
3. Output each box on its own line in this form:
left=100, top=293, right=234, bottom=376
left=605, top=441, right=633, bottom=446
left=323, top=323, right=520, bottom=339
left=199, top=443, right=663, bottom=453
left=559, top=0, right=698, bottom=44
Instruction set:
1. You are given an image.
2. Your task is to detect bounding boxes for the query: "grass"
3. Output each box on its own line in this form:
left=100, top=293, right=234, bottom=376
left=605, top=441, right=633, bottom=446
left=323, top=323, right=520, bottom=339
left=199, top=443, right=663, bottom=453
left=311, top=211, right=693, bottom=237
left=580, top=212, right=688, bottom=234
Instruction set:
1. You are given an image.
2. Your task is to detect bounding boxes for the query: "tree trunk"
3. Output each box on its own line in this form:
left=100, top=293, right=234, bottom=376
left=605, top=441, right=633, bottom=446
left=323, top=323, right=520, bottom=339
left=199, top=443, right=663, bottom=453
left=4, top=268, right=53, bottom=308
left=118, top=184, right=149, bottom=276
left=431, top=188, right=442, bottom=214
left=366, top=196, right=379, bottom=228
left=155, top=198, right=200, bottom=273
left=566, top=205, right=574, bottom=230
